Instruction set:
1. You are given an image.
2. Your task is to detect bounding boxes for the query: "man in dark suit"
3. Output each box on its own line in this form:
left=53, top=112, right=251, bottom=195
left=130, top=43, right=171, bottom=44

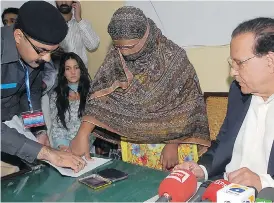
left=175, top=17, right=274, bottom=192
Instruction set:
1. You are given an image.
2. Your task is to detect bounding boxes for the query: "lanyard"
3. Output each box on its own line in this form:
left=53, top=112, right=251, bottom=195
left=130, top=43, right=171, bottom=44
left=19, top=60, right=33, bottom=112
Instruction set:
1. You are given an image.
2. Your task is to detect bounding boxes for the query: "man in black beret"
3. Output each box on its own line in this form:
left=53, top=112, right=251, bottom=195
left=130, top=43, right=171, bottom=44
left=1, top=1, right=86, bottom=173
left=2, top=5, right=63, bottom=143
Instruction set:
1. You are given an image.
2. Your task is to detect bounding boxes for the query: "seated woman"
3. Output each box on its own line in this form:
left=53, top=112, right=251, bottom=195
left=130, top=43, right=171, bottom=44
left=70, top=6, right=211, bottom=170
left=49, top=52, right=93, bottom=151
left=50, top=52, right=119, bottom=157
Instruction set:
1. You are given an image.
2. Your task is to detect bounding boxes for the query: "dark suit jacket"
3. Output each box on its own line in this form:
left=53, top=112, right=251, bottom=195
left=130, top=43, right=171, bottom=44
left=198, top=81, right=274, bottom=180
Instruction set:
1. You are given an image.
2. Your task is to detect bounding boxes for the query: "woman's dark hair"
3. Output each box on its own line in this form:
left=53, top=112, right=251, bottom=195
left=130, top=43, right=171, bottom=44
left=55, top=52, right=92, bottom=129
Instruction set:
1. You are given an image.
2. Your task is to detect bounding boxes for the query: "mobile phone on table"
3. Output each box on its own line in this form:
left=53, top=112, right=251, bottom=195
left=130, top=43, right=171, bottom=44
left=78, top=174, right=111, bottom=190
left=97, top=168, right=128, bottom=182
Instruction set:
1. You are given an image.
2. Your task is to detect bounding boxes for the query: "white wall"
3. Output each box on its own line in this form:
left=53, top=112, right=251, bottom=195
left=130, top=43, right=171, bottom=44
left=126, top=1, right=274, bottom=46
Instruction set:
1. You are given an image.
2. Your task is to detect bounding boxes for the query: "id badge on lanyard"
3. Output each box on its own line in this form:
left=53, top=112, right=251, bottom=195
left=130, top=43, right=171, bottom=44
left=19, top=60, right=45, bottom=129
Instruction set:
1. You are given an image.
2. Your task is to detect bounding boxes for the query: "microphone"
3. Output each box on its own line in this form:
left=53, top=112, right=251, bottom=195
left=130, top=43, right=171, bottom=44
left=217, top=183, right=256, bottom=203
left=256, top=187, right=274, bottom=203
left=187, top=180, right=213, bottom=202
left=156, top=169, right=197, bottom=202
left=201, top=179, right=231, bottom=202
left=155, top=193, right=172, bottom=202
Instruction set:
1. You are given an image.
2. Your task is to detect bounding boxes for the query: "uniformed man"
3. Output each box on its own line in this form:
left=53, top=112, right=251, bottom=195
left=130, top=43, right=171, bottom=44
left=1, top=1, right=86, bottom=173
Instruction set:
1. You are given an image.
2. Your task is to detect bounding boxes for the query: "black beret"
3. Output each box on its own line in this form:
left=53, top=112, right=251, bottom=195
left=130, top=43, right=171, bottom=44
left=17, top=1, right=68, bottom=45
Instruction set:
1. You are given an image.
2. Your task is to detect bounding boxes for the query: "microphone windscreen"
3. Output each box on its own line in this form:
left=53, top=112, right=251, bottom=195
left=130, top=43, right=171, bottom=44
left=202, top=179, right=230, bottom=202
left=256, top=187, right=274, bottom=201
left=158, top=169, right=197, bottom=202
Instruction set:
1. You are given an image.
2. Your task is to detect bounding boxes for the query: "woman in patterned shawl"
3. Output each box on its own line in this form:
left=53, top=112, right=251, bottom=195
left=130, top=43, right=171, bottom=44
left=70, top=6, right=210, bottom=170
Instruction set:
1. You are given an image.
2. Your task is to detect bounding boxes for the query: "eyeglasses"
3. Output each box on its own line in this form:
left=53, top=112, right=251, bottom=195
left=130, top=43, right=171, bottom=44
left=227, top=55, right=257, bottom=71
left=21, top=30, right=60, bottom=55
left=113, top=22, right=150, bottom=51
left=113, top=41, right=140, bottom=50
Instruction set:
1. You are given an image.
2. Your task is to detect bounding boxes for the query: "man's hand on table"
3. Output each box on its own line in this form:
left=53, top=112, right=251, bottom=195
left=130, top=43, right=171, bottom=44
left=37, top=146, right=86, bottom=173
left=58, top=145, right=71, bottom=152
left=174, top=161, right=205, bottom=180
left=228, top=167, right=262, bottom=192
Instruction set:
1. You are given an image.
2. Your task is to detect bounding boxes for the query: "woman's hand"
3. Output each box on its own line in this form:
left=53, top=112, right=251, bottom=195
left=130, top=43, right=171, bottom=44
left=70, top=134, right=91, bottom=160
left=70, top=120, right=95, bottom=160
left=160, top=143, right=179, bottom=171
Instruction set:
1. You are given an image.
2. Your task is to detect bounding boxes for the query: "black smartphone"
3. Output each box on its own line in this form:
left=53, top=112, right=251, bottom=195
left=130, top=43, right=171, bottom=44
left=79, top=174, right=111, bottom=190
left=97, top=168, right=128, bottom=182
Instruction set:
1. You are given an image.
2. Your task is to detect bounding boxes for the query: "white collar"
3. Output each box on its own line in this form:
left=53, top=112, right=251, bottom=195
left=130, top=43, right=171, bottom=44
left=253, top=94, right=274, bottom=104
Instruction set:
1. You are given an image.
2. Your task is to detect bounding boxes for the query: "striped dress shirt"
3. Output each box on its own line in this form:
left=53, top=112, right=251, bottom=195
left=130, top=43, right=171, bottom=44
left=60, top=16, right=100, bottom=68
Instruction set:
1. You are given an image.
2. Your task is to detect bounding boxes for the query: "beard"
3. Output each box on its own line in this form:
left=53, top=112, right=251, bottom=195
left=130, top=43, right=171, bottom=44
left=57, top=4, right=72, bottom=14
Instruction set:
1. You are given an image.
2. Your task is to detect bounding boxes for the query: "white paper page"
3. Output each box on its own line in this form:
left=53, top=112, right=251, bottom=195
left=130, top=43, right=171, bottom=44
left=45, top=157, right=111, bottom=177
left=144, top=182, right=202, bottom=202
left=144, top=195, right=159, bottom=203
left=4, top=115, right=38, bottom=142
left=4, top=116, right=111, bottom=177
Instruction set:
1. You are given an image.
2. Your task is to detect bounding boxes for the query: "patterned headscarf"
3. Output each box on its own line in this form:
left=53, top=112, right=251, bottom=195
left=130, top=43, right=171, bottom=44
left=107, top=6, right=161, bottom=63
left=108, top=6, right=147, bottom=40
